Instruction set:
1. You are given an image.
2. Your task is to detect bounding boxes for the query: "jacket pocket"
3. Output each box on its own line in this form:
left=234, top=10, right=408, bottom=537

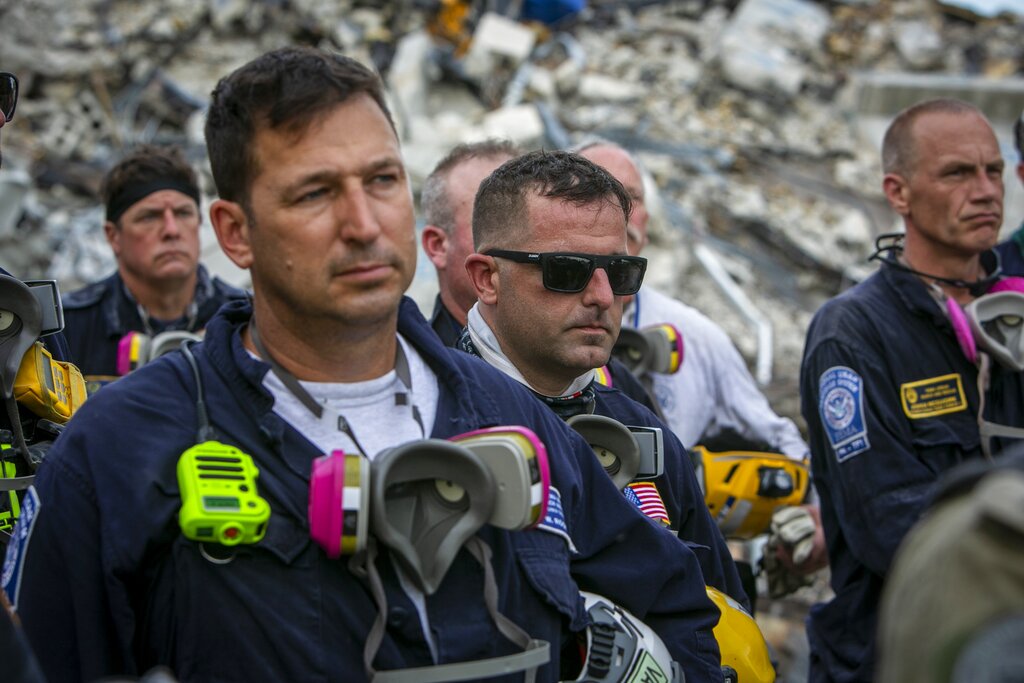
left=166, top=510, right=327, bottom=682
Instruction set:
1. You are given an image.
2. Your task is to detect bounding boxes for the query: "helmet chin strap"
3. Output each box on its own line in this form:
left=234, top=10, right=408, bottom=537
left=869, top=232, right=1002, bottom=298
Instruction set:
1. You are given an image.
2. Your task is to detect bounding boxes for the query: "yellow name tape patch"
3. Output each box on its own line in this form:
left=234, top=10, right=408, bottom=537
left=900, top=374, right=967, bottom=419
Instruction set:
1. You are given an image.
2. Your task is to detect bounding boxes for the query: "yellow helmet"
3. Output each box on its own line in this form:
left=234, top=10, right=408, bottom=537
left=691, top=446, right=808, bottom=539
left=707, top=587, right=776, bottom=683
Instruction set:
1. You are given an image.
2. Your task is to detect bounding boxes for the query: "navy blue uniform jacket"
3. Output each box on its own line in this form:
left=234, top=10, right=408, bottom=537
left=593, top=385, right=750, bottom=612
left=800, top=262, right=1024, bottom=683
left=5, top=298, right=723, bottom=683
left=995, top=222, right=1024, bottom=276
left=61, top=265, right=246, bottom=380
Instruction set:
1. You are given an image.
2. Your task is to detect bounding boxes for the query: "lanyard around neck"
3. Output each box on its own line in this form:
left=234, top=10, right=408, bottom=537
left=249, top=323, right=425, bottom=456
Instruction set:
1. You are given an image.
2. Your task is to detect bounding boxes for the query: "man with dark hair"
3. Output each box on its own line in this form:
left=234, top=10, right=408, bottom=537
left=4, top=47, right=722, bottom=682
left=423, top=141, right=663, bottom=414
left=800, top=98, right=1024, bottom=682
left=421, top=139, right=521, bottom=346
left=994, top=111, right=1024, bottom=274
left=62, top=144, right=245, bottom=385
left=462, top=149, right=745, bottom=628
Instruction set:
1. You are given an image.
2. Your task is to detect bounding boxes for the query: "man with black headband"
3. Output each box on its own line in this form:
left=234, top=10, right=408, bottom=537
left=62, top=144, right=245, bottom=385
left=800, top=98, right=1024, bottom=682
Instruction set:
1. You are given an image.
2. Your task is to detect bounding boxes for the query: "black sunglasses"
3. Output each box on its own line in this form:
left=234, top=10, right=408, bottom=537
left=485, top=249, right=647, bottom=296
left=0, top=72, right=17, bottom=122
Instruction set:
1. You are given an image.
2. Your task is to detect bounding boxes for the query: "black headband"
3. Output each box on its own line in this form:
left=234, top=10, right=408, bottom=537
left=106, top=178, right=201, bottom=224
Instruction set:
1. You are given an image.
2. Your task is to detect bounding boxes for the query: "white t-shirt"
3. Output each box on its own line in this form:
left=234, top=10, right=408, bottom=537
left=261, top=334, right=439, bottom=459
left=259, top=333, right=441, bottom=660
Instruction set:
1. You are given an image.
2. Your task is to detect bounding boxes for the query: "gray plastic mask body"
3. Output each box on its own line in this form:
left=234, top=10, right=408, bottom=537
left=567, top=414, right=642, bottom=490
left=968, top=291, right=1024, bottom=371
left=371, top=440, right=496, bottom=595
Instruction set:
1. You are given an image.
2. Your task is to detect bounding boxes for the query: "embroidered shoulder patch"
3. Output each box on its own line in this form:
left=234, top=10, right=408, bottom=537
left=2, top=487, right=41, bottom=609
left=900, top=374, right=967, bottom=419
left=818, top=366, right=870, bottom=461
left=537, top=486, right=577, bottom=553
left=625, top=482, right=671, bottom=527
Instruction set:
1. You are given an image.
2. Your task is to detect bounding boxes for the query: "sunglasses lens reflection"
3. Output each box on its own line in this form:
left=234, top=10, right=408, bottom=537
left=541, top=255, right=645, bottom=295
left=607, top=259, right=645, bottom=295
left=543, top=255, right=593, bottom=292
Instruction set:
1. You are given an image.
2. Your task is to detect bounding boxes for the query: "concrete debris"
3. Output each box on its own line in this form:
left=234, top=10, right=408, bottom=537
left=462, top=12, right=538, bottom=80
left=893, top=20, right=946, bottom=70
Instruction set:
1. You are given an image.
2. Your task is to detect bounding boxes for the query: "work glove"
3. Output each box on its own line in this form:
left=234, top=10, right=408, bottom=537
left=771, top=505, right=817, bottom=565
left=761, top=505, right=824, bottom=598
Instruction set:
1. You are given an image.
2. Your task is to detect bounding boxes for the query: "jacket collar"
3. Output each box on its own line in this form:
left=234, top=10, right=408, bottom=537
left=101, top=264, right=217, bottom=337
left=201, top=296, right=504, bottom=437
left=882, top=250, right=1001, bottom=329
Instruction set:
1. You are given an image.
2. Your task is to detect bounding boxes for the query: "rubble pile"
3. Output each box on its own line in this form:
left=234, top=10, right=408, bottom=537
left=2, top=0, right=1023, bottom=417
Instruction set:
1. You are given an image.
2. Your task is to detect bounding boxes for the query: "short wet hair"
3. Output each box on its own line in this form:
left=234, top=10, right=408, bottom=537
left=205, top=46, right=394, bottom=210
left=472, top=149, right=632, bottom=250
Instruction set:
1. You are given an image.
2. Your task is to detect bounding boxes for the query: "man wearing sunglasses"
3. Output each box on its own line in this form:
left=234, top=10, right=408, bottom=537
left=422, top=141, right=663, bottom=415
left=463, top=150, right=748, bottom=614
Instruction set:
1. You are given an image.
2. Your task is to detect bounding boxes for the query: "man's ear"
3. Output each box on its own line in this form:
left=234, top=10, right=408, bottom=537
left=464, top=253, right=500, bottom=305
left=103, top=221, right=120, bottom=256
left=882, top=173, right=911, bottom=216
left=421, top=225, right=449, bottom=270
left=210, top=199, right=254, bottom=270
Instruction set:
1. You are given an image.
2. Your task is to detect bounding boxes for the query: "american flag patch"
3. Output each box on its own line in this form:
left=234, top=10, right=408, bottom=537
left=625, top=482, right=670, bottom=527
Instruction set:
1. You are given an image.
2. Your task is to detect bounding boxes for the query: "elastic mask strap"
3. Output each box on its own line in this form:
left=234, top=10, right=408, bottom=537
left=349, top=540, right=391, bottom=680
left=354, top=537, right=549, bottom=683
left=976, top=354, right=1024, bottom=459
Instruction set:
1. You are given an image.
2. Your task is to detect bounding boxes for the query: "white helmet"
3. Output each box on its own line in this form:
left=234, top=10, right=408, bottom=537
left=568, top=592, right=683, bottom=683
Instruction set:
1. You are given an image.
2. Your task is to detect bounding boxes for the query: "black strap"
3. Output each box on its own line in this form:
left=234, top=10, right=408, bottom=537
left=249, top=323, right=424, bottom=455
left=870, top=233, right=1002, bottom=298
